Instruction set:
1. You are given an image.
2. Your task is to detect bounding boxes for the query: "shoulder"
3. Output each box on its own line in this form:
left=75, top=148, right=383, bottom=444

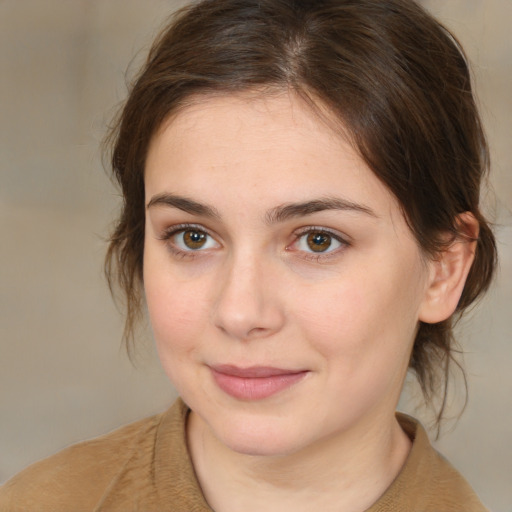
left=424, top=448, right=489, bottom=512
left=373, top=413, right=489, bottom=512
left=0, top=413, right=163, bottom=512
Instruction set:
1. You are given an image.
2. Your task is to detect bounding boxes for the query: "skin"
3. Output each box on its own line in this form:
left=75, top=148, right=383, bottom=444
left=143, top=92, right=476, bottom=512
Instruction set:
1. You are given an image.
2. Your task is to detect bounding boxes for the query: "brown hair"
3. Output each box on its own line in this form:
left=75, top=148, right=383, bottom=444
left=105, top=0, right=497, bottom=421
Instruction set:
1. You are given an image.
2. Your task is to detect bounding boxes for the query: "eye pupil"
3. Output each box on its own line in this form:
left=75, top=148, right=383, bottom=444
left=307, top=232, right=331, bottom=252
left=183, top=230, right=207, bottom=249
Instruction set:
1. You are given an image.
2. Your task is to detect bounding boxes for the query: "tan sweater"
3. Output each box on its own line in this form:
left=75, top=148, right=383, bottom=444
left=0, top=399, right=487, bottom=512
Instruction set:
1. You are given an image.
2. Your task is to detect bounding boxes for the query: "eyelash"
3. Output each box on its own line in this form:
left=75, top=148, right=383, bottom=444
left=157, top=224, right=350, bottom=261
left=157, top=223, right=217, bottom=259
left=290, top=226, right=349, bottom=262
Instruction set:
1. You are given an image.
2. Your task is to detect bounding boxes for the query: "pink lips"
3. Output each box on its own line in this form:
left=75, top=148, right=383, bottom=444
left=210, top=365, right=308, bottom=400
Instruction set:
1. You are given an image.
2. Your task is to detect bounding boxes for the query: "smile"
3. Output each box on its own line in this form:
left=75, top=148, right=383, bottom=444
left=210, top=365, right=309, bottom=400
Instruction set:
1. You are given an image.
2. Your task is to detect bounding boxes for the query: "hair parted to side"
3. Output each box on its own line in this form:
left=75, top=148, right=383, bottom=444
left=104, top=0, right=497, bottom=423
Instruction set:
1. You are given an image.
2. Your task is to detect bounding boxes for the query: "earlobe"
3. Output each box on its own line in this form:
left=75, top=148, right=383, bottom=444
left=419, top=213, right=479, bottom=324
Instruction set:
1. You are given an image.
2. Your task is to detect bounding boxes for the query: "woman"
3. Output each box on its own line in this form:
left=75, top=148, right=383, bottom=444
left=0, top=0, right=497, bottom=510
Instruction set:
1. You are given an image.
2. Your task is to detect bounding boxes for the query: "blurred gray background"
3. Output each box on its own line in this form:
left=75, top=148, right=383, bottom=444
left=0, top=1, right=510, bottom=510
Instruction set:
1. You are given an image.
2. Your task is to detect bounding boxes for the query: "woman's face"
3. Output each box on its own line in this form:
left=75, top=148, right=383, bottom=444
left=143, top=93, right=432, bottom=456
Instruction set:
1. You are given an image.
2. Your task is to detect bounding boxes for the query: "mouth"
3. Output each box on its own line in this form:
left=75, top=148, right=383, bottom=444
left=209, top=365, right=309, bottom=400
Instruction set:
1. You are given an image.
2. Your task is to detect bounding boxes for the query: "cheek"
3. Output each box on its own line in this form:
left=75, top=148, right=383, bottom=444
left=147, top=289, right=205, bottom=348
left=144, top=272, right=212, bottom=393
left=288, top=281, right=373, bottom=387
left=143, top=252, right=208, bottom=354
left=296, top=284, right=365, bottom=351
left=293, top=261, right=424, bottom=365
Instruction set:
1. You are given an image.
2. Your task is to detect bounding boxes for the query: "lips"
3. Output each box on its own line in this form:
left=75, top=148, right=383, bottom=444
left=210, top=365, right=308, bottom=400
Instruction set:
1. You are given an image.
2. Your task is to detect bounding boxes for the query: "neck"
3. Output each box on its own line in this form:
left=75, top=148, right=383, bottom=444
left=187, top=409, right=411, bottom=512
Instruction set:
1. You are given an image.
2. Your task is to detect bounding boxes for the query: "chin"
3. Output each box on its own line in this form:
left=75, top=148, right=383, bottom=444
left=209, top=413, right=308, bottom=457
left=220, top=433, right=297, bottom=457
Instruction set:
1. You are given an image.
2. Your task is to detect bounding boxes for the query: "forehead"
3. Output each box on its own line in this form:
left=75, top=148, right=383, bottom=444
left=144, top=92, right=398, bottom=219
left=148, top=91, right=347, bottom=167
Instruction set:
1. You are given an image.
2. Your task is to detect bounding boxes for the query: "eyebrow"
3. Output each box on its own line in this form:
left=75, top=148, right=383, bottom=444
left=146, top=193, right=377, bottom=222
left=265, top=197, right=378, bottom=224
left=147, top=193, right=221, bottom=219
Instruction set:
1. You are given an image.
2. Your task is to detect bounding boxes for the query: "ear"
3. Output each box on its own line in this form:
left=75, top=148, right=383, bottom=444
left=419, top=213, right=479, bottom=324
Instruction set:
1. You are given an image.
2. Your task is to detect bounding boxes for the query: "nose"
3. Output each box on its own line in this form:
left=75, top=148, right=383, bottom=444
left=212, top=253, right=285, bottom=341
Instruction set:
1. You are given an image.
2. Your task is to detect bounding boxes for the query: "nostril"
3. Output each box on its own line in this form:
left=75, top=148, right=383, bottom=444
left=244, top=326, right=270, bottom=339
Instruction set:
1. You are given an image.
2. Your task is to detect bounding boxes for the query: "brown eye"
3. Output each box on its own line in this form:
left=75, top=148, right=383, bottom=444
left=168, top=227, right=219, bottom=252
left=182, top=230, right=207, bottom=249
left=293, top=229, right=344, bottom=255
left=306, top=232, right=333, bottom=252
